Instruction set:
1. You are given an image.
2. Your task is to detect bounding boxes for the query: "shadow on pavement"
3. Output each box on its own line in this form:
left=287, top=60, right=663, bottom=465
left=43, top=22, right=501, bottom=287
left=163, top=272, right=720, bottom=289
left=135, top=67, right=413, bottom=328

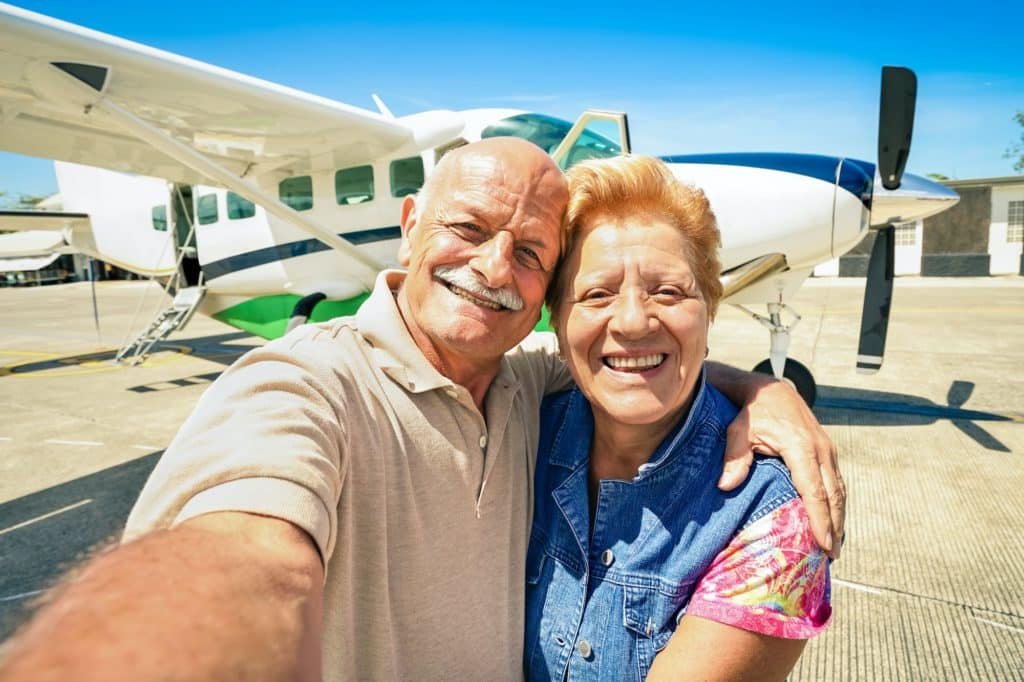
left=1, top=331, right=258, bottom=377
left=815, top=380, right=1016, bottom=452
left=0, top=452, right=162, bottom=641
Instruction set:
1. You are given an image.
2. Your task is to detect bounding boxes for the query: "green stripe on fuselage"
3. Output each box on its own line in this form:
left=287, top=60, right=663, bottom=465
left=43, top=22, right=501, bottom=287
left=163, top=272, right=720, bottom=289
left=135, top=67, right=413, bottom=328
left=211, top=293, right=370, bottom=339
left=213, top=293, right=555, bottom=340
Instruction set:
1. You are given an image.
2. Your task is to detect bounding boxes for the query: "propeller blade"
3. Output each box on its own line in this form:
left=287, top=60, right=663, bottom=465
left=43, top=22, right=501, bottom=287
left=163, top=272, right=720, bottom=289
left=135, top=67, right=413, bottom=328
left=857, top=225, right=895, bottom=373
left=878, top=66, right=917, bottom=190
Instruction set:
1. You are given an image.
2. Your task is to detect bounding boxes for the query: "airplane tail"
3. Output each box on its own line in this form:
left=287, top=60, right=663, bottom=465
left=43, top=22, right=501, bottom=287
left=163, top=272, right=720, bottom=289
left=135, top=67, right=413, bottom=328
left=52, top=162, right=179, bottom=278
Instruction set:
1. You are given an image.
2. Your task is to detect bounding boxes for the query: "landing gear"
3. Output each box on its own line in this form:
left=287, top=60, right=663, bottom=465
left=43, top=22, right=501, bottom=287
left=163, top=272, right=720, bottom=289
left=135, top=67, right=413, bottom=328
left=285, top=292, right=326, bottom=334
left=753, top=358, right=817, bottom=407
left=731, top=300, right=817, bottom=407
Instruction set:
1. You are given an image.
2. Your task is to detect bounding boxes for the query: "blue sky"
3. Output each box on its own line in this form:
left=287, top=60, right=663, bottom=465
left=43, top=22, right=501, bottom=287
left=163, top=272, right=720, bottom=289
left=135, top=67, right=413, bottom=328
left=1, top=0, right=1021, bottom=199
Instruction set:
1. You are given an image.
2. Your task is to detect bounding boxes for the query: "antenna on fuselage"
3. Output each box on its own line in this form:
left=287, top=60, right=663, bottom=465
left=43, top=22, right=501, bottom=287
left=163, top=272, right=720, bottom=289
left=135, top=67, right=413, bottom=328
left=371, top=94, right=395, bottom=120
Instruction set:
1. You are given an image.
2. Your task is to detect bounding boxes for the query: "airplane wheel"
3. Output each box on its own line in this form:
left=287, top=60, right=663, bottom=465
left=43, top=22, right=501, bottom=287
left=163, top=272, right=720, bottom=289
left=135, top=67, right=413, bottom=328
left=752, top=359, right=817, bottom=407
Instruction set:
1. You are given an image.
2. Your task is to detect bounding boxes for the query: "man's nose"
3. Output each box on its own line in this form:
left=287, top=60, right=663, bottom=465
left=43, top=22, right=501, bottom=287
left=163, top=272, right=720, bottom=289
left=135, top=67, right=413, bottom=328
left=609, top=291, right=656, bottom=338
left=470, top=232, right=514, bottom=288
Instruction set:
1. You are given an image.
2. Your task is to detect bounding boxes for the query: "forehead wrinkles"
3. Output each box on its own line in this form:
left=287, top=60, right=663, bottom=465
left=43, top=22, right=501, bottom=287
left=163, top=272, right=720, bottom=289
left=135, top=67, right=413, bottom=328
left=447, top=152, right=564, bottom=229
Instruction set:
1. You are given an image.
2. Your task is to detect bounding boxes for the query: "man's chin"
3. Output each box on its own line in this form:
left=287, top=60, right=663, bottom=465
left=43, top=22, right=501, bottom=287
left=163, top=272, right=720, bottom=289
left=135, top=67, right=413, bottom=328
left=438, top=321, right=529, bottom=357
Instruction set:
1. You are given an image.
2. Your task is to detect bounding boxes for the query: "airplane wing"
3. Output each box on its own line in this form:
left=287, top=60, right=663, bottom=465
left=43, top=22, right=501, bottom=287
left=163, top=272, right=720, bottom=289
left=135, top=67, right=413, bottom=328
left=0, top=227, right=66, bottom=254
left=0, top=218, right=73, bottom=274
left=0, top=3, right=451, bottom=185
left=0, top=209, right=89, bottom=232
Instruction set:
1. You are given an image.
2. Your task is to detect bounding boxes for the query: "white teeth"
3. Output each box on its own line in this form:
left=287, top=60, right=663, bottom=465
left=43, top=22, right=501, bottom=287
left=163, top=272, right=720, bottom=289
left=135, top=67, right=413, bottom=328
left=605, top=354, right=665, bottom=371
left=450, top=284, right=502, bottom=311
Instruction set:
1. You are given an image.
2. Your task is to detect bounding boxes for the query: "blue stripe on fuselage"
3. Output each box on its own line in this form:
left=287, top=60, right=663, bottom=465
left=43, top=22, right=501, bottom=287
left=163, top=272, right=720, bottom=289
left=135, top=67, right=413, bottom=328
left=201, top=225, right=401, bottom=281
left=660, top=153, right=874, bottom=208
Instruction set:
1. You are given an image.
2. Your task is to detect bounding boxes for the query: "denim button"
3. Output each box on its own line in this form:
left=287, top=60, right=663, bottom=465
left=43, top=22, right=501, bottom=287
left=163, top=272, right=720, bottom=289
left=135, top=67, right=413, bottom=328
left=576, top=639, right=592, bottom=658
left=601, top=549, right=614, bottom=566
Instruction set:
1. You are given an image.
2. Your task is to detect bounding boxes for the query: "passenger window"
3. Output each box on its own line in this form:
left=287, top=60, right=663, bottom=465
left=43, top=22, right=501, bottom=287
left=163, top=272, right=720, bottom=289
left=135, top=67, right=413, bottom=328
left=196, top=193, right=219, bottom=225
left=279, top=176, right=313, bottom=211
left=335, top=165, right=374, bottom=205
left=227, top=192, right=256, bottom=220
left=151, top=205, right=168, bottom=232
left=390, top=157, right=425, bottom=198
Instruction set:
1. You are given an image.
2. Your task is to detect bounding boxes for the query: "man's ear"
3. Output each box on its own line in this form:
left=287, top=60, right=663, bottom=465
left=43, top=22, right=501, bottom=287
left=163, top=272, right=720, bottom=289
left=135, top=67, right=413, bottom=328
left=397, top=196, right=418, bottom=266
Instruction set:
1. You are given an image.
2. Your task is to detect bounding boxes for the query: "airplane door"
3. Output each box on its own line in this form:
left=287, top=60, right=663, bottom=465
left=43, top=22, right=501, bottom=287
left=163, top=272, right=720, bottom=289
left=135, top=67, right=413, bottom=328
left=171, top=184, right=202, bottom=287
left=549, top=110, right=631, bottom=170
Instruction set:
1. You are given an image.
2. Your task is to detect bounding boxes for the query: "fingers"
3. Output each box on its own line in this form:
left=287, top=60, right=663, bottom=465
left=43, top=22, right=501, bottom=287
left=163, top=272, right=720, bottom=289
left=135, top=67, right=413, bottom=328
left=718, top=418, right=754, bottom=491
left=787, top=462, right=834, bottom=557
left=818, top=439, right=846, bottom=560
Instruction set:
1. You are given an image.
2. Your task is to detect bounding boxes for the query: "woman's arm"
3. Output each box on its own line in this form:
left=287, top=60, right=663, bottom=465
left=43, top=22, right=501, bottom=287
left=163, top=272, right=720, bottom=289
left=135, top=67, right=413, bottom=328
left=648, top=616, right=806, bottom=682
left=649, top=498, right=831, bottom=681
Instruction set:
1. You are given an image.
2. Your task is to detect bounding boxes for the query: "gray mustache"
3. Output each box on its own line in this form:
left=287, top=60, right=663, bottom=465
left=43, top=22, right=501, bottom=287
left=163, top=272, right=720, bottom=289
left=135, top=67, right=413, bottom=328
left=433, top=265, right=524, bottom=312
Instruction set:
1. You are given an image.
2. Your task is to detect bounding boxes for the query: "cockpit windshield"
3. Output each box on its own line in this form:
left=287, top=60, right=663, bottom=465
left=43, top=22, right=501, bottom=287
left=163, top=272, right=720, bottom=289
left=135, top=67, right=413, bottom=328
left=480, top=113, right=621, bottom=166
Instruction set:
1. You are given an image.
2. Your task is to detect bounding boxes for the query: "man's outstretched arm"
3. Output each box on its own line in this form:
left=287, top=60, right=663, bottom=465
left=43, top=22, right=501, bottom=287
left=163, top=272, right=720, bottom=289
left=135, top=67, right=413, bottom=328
left=706, top=361, right=845, bottom=559
left=0, top=512, right=324, bottom=681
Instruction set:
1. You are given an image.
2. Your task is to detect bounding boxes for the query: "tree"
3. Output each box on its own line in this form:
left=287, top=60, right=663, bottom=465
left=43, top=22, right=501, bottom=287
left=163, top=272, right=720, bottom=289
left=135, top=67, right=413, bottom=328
left=1006, top=110, right=1024, bottom=174
left=926, top=172, right=951, bottom=181
left=0, top=192, right=46, bottom=234
left=0, top=191, right=46, bottom=209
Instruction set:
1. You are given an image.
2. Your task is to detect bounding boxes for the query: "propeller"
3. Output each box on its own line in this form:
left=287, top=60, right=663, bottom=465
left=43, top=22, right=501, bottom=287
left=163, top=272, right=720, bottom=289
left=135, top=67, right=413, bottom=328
left=857, top=67, right=916, bottom=374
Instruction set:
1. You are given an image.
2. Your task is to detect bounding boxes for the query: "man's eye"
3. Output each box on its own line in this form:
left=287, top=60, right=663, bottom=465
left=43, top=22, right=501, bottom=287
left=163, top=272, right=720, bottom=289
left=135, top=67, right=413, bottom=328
left=452, top=223, right=484, bottom=239
left=516, top=246, right=542, bottom=269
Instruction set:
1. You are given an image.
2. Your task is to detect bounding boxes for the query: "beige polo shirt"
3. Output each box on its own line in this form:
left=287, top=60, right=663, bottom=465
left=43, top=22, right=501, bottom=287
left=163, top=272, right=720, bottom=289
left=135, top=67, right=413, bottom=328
left=124, top=270, right=570, bottom=680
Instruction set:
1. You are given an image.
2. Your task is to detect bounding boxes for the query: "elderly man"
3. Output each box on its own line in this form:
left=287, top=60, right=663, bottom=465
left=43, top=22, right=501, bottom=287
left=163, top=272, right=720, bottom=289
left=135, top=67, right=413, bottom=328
left=0, top=138, right=843, bottom=680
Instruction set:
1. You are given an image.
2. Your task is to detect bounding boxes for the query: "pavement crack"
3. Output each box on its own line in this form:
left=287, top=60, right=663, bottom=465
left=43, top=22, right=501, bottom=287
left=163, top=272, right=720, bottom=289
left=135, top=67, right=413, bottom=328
left=835, top=577, right=1023, bottom=620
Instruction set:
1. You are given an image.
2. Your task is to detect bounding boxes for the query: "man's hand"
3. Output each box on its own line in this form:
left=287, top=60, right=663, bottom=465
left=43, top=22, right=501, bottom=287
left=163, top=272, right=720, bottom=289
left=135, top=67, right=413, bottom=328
left=707, top=362, right=845, bottom=559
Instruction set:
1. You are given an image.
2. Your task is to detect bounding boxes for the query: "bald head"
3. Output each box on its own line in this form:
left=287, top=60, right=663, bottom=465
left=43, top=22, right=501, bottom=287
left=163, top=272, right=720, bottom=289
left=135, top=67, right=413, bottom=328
left=417, top=138, right=569, bottom=250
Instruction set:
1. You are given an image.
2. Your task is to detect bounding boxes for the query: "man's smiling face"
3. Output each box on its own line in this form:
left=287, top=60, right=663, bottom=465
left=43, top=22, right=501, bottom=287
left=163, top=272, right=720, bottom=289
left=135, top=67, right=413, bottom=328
left=397, top=138, right=567, bottom=368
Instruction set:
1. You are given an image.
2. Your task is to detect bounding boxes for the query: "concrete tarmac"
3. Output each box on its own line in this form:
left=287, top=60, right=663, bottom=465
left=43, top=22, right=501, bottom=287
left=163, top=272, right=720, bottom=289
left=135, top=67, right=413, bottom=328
left=1, top=277, right=1022, bottom=679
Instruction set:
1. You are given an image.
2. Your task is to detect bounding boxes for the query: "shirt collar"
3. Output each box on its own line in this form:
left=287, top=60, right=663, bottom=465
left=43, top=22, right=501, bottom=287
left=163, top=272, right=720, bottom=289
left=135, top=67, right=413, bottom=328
left=355, top=269, right=453, bottom=394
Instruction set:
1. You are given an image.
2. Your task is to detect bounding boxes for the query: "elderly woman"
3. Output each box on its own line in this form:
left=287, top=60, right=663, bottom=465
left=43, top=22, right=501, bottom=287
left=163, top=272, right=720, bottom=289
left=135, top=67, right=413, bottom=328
left=524, top=156, right=831, bottom=681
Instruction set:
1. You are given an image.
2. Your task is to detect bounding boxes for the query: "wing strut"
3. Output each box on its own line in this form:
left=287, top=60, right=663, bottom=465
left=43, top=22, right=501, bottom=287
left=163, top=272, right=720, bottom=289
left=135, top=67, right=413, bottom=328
left=47, top=62, right=383, bottom=288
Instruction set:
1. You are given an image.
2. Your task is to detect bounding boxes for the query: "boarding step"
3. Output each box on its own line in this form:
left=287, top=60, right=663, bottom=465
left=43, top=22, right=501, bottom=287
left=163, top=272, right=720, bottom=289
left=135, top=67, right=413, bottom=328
left=115, top=286, right=205, bottom=365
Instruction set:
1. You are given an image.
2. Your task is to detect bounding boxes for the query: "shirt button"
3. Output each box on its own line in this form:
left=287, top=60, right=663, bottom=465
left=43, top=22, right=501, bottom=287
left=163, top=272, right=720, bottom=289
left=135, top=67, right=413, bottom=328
left=601, top=549, right=614, bottom=566
left=479, top=435, right=487, bottom=448
left=576, top=639, right=592, bottom=658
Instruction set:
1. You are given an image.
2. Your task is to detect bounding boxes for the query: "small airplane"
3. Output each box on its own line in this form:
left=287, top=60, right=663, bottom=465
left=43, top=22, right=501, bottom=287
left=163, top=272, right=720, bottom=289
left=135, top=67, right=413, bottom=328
left=0, top=3, right=959, bottom=405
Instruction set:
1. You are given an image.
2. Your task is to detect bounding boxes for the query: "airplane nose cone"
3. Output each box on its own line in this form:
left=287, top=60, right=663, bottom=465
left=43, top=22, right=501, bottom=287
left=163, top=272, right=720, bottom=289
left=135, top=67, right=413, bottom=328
left=870, top=172, right=960, bottom=227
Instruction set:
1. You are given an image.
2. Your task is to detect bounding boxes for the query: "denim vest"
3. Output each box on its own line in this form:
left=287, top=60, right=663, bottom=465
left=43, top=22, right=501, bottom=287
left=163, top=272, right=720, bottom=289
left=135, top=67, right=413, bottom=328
left=525, top=372, right=801, bottom=681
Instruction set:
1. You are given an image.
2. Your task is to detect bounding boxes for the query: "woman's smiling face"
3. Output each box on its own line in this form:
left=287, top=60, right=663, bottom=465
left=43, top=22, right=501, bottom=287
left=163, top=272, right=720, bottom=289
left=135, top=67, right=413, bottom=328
left=556, top=212, right=709, bottom=432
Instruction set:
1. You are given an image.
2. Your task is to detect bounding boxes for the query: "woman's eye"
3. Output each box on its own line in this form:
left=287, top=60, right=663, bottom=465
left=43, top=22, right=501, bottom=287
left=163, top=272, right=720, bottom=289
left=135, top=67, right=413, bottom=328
left=579, top=289, right=613, bottom=303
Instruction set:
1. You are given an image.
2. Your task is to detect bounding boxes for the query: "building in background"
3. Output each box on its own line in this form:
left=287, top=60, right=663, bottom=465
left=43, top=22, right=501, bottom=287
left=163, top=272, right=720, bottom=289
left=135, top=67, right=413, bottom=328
left=816, top=175, right=1024, bottom=277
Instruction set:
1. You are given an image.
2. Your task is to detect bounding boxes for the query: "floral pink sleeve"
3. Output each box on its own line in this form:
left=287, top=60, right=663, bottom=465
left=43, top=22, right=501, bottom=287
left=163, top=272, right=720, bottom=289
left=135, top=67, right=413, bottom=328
left=685, top=498, right=832, bottom=639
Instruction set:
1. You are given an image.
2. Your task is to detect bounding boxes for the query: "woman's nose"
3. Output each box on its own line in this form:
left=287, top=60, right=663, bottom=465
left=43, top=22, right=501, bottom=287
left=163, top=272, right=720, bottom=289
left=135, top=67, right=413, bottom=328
left=609, top=291, right=656, bottom=338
